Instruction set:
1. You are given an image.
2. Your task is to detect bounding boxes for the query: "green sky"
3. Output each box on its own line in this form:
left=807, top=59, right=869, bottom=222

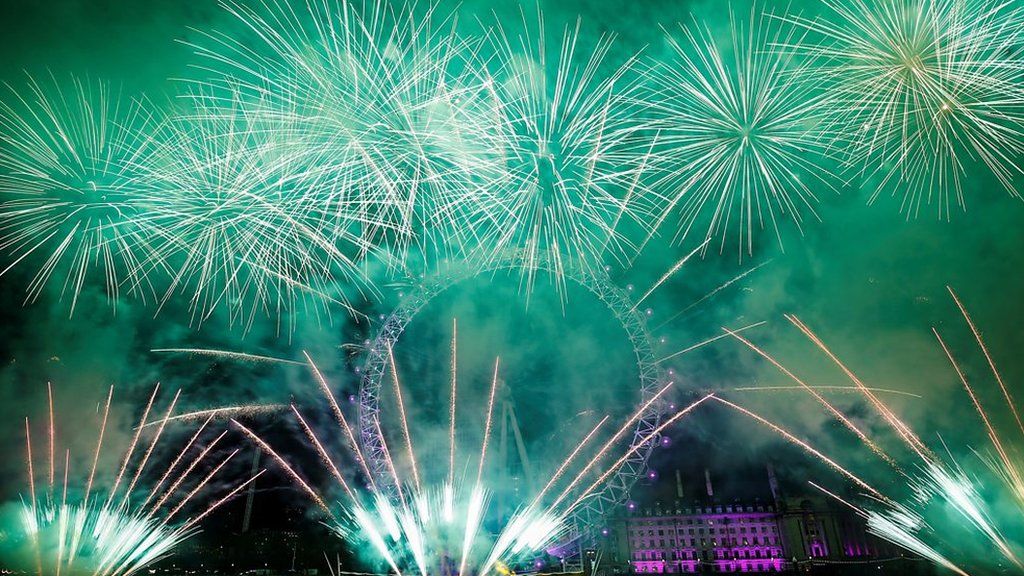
left=1, top=0, right=1023, bottom=570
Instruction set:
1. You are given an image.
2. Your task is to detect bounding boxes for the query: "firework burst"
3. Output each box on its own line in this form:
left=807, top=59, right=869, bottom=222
left=0, top=74, right=163, bottom=314
left=647, top=10, right=833, bottom=257
left=189, top=0, right=500, bottom=263
left=460, top=10, right=660, bottom=285
left=141, top=92, right=371, bottom=333
left=9, top=384, right=263, bottom=576
left=788, top=0, right=1024, bottom=217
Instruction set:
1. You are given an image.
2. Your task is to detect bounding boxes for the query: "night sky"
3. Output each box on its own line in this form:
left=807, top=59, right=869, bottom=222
left=1, top=0, right=1023, bottom=573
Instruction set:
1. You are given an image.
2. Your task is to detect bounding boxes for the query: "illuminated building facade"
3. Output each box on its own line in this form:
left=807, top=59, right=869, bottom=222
left=601, top=467, right=912, bottom=574
left=619, top=501, right=786, bottom=573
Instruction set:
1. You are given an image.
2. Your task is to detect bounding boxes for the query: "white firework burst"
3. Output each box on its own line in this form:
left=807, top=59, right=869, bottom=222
left=141, top=92, right=371, bottom=334
left=458, top=10, right=660, bottom=284
left=647, top=10, right=832, bottom=257
left=11, top=384, right=263, bottom=576
left=0, top=75, right=163, bottom=314
left=788, top=0, right=1024, bottom=217
left=189, top=0, right=501, bottom=263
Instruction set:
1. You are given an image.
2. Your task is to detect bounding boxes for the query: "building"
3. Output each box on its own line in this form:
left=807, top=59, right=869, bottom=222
left=776, top=496, right=908, bottom=572
left=614, top=501, right=785, bottom=573
left=601, top=467, right=915, bottom=574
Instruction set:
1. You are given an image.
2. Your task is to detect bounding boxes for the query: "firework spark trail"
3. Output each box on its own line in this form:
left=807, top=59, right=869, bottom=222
left=278, top=347, right=707, bottom=576
left=786, top=315, right=932, bottom=462
left=291, top=405, right=356, bottom=502
left=479, top=508, right=562, bottom=576
left=810, top=478, right=968, bottom=575
left=387, top=343, right=420, bottom=491
left=551, top=382, right=674, bottom=505
left=631, top=239, right=709, bottom=311
left=351, top=352, right=574, bottom=574
left=947, top=286, right=1024, bottom=439
left=865, top=499, right=971, bottom=576
left=47, top=383, right=54, bottom=490
left=373, top=493, right=402, bottom=541
left=183, top=469, right=266, bottom=531
left=615, top=133, right=663, bottom=261
left=732, top=385, right=921, bottom=398
left=723, top=326, right=896, bottom=466
left=713, top=396, right=883, bottom=498
left=477, top=357, right=501, bottom=487
left=141, top=416, right=214, bottom=509
left=141, top=91, right=374, bottom=333
left=231, top=419, right=329, bottom=512
left=25, top=418, right=37, bottom=520
left=469, top=10, right=657, bottom=286
left=658, top=321, right=765, bottom=363
left=374, top=414, right=408, bottom=509
left=164, top=449, right=239, bottom=523
left=84, top=386, right=113, bottom=509
left=188, top=0, right=498, bottom=265
left=655, top=260, right=770, bottom=330
left=152, top=430, right=229, bottom=512
left=530, top=415, right=609, bottom=508
left=107, top=385, right=160, bottom=510
left=151, top=348, right=304, bottom=365
left=122, top=390, right=181, bottom=508
left=808, top=480, right=865, bottom=515
left=934, top=328, right=1019, bottom=481
left=353, top=505, right=403, bottom=576
left=565, top=394, right=713, bottom=511
left=449, top=319, right=457, bottom=489
left=58, top=450, right=69, bottom=576
left=918, top=458, right=1020, bottom=567
left=304, top=351, right=375, bottom=489
left=459, top=485, right=487, bottom=576
left=20, top=387, right=251, bottom=576
left=934, top=328, right=1024, bottom=517
left=735, top=303, right=1024, bottom=573
left=141, top=404, right=285, bottom=428
left=399, top=507, right=428, bottom=576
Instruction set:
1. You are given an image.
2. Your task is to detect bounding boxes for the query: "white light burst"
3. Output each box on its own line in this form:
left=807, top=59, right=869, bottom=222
left=788, top=0, right=1024, bottom=217
left=461, top=11, right=660, bottom=285
left=141, top=92, right=374, bottom=333
left=647, top=10, right=832, bottom=257
left=10, top=384, right=262, bottom=576
left=189, top=0, right=500, bottom=263
left=0, top=75, right=163, bottom=314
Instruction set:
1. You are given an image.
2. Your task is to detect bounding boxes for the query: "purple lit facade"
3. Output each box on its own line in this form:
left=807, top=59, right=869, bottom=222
left=620, top=503, right=785, bottom=573
left=600, top=467, right=913, bottom=574
left=777, top=499, right=904, bottom=566
left=605, top=498, right=909, bottom=573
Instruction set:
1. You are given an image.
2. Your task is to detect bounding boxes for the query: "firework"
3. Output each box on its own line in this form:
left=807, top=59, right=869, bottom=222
left=0, top=74, right=163, bottom=314
left=722, top=289, right=1024, bottom=573
left=787, top=0, right=1024, bottom=217
left=809, top=481, right=968, bottom=576
left=151, top=346, right=304, bottom=365
left=140, top=403, right=288, bottom=428
left=189, top=0, right=500, bottom=263
left=140, top=92, right=371, bottom=333
left=647, top=9, right=833, bottom=257
left=10, top=384, right=264, bottom=576
left=234, top=339, right=707, bottom=576
left=730, top=385, right=922, bottom=398
left=458, top=9, right=660, bottom=287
